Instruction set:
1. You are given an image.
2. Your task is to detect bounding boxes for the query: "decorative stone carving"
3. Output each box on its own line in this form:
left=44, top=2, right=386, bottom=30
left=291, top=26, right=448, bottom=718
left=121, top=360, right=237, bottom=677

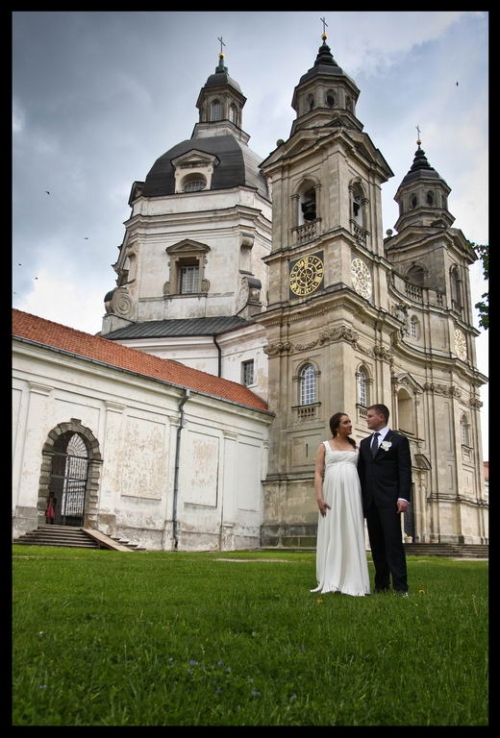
left=391, top=329, right=402, bottom=347
left=393, top=301, right=409, bottom=322
left=423, top=382, right=462, bottom=398
left=265, top=324, right=360, bottom=355
left=373, top=345, right=392, bottom=361
left=392, top=302, right=409, bottom=337
left=294, top=339, right=319, bottom=351
left=240, top=231, right=254, bottom=250
left=318, top=325, right=358, bottom=345
left=236, top=276, right=262, bottom=313
left=264, top=341, right=293, bottom=356
left=454, top=328, right=467, bottom=360
left=360, top=347, right=373, bottom=360
left=110, top=287, right=133, bottom=318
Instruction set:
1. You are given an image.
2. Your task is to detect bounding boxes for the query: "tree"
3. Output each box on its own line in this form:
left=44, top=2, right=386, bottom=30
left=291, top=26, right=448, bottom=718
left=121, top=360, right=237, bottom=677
left=473, top=243, right=489, bottom=330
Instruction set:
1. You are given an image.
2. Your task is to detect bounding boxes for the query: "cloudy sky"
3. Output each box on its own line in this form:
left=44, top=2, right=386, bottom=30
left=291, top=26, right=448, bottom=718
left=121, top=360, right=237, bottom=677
left=12, top=10, right=488, bottom=458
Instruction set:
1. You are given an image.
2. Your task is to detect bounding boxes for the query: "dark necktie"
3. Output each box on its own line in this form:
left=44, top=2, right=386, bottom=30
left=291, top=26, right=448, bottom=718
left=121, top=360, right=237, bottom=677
left=371, top=432, right=380, bottom=457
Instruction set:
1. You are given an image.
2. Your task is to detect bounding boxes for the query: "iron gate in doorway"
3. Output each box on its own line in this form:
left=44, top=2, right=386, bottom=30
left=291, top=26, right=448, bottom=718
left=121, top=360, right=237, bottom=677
left=47, top=432, right=90, bottom=526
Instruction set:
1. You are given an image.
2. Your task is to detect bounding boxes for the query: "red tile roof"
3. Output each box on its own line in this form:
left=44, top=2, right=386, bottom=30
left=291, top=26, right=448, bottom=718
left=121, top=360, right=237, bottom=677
left=12, top=309, right=271, bottom=414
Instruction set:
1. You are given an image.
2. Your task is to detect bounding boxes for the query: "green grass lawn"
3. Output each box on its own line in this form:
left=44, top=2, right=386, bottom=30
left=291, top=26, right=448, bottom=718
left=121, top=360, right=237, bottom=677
left=12, top=547, right=488, bottom=726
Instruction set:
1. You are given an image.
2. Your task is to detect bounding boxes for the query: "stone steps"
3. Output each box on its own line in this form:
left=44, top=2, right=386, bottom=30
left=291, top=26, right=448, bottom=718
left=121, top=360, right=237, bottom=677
left=262, top=542, right=488, bottom=558
left=403, top=543, right=488, bottom=558
left=14, top=525, right=100, bottom=549
left=13, top=525, right=146, bottom=551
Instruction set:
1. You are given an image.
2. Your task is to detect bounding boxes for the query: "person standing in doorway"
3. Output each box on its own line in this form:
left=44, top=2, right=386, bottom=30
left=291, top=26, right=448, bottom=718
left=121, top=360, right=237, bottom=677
left=45, top=495, right=56, bottom=525
left=311, top=412, right=371, bottom=597
left=357, top=404, right=412, bottom=596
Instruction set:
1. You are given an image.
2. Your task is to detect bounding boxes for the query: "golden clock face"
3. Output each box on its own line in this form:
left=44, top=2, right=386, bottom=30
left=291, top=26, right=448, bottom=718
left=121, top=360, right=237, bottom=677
left=454, top=329, right=467, bottom=360
left=289, top=254, right=324, bottom=297
left=351, top=258, right=372, bottom=299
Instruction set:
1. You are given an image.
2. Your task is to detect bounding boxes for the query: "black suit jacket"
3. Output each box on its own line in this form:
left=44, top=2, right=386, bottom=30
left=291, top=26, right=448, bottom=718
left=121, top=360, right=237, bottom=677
left=357, top=430, right=412, bottom=514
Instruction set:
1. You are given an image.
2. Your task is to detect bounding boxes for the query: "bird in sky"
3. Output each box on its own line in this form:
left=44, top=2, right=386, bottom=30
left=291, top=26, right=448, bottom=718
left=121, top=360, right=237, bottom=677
left=45, top=190, right=50, bottom=195
left=456, top=81, right=459, bottom=86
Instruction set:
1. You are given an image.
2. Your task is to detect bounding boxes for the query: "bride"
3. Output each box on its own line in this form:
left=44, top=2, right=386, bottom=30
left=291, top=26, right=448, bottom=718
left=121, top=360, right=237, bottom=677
left=311, top=412, right=371, bottom=597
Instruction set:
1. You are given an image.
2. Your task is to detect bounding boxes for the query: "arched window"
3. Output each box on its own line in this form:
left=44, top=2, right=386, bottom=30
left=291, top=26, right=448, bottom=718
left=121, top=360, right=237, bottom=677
left=411, top=194, right=418, bottom=209
left=426, top=191, right=434, bottom=206
left=325, top=90, right=335, bottom=108
left=350, top=182, right=365, bottom=229
left=300, top=185, right=317, bottom=223
left=229, top=104, right=238, bottom=124
left=182, top=174, right=206, bottom=193
left=307, top=94, right=314, bottom=112
left=460, top=415, right=470, bottom=446
left=409, top=316, right=420, bottom=339
left=356, top=366, right=369, bottom=407
left=300, top=364, right=316, bottom=405
left=450, top=266, right=462, bottom=308
left=397, top=389, right=414, bottom=434
left=210, top=100, right=223, bottom=121
left=407, top=264, right=425, bottom=287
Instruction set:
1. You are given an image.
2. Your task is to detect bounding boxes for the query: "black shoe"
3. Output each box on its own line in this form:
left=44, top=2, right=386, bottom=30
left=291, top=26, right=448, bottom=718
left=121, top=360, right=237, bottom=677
left=373, top=588, right=389, bottom=594
left=394, top=590, right=409, bottom=598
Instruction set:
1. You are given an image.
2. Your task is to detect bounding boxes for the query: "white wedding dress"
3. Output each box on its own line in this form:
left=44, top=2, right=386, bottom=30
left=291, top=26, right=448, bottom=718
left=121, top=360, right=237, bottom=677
left=311, top=442, right=371, bottom=597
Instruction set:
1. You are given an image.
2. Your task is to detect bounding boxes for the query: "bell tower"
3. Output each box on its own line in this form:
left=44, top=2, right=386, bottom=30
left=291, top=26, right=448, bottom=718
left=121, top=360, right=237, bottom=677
left=256, top=26, right=396, bottom=544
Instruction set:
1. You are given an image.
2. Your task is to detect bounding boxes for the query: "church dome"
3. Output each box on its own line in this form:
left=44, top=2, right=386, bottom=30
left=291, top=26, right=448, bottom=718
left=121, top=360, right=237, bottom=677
left=203, top=70, right=242, bottom=94
left=399, top=143, right=443, bottom=186
left=297, top=39, right=353, bottom=86
left=140, top=50, right=268, bottom=201
left=142, top=134, right=268, bottom=199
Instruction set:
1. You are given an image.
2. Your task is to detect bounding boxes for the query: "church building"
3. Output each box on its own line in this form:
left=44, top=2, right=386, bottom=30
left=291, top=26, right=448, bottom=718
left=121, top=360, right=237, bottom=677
left=12, top=29, right=488, bottom=550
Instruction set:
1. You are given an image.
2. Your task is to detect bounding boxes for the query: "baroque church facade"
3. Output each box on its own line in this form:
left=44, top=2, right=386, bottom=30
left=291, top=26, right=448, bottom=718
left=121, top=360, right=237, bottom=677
left=13, top=31, right=488, bottom=550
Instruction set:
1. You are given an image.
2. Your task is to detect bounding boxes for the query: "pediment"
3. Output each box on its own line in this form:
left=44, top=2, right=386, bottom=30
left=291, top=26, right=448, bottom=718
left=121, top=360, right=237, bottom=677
left=166, top=239, right=210, bottom=255
left=385, top=229, right=450, bottom=252
left=285, top=137, right=316, bottom=158
left=392, top=371, right=423, bottom=393
left=262, top=126, right=392, bottom=181
left=348, top=131, right=394, bottom=179
left=171, top=149, right=219, bottom=170
left=262, top=136, right=315, bottom=168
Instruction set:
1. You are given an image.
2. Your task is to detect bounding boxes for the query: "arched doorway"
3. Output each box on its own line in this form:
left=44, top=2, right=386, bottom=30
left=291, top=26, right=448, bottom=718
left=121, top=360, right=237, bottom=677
left=48, top=432, right=90, bottom=526
left=39, top=418, right=102, bottom=528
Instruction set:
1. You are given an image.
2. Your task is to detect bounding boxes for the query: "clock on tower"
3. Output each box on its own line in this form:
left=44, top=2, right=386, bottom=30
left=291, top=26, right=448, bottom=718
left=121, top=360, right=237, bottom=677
left=288, top=252, right=324, bottom=298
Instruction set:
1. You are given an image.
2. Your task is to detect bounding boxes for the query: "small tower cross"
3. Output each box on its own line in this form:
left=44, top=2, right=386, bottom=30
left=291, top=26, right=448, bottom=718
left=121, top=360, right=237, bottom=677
left=320, top=17, right=328, bottom=40
left=416, top=124, right=422, bottom=145
left=218, top=36, right=225, bottom=58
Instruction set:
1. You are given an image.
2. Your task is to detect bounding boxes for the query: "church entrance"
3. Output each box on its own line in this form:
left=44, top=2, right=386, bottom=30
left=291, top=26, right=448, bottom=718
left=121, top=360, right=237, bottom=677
left=46, top=432, right=90, bottom=527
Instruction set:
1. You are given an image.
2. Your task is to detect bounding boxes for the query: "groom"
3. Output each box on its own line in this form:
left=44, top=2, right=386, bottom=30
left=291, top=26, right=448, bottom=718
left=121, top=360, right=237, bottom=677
left=357, top=403, right=412, bottom=596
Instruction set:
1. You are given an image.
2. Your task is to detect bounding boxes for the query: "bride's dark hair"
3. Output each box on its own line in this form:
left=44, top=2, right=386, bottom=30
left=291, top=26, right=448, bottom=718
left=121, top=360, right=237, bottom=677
left=329, top=412, right=356, bottom=448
